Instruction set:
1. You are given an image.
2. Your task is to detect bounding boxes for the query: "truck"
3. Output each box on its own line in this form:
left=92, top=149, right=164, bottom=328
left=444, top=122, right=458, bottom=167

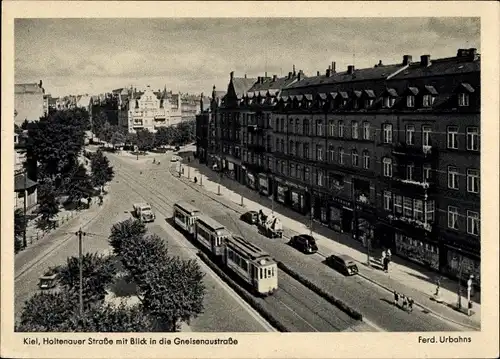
left=133, top=203, right=156, bottom=223
left=257, top=212, right=284, bottom=238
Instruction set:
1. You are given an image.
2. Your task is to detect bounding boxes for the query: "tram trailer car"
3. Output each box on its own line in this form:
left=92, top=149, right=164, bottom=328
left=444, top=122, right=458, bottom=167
left=173, top=201, right=202, bottom=235
left=222, top=235, right=278, bottom=296
left=193, top=215, right=230, bottom=258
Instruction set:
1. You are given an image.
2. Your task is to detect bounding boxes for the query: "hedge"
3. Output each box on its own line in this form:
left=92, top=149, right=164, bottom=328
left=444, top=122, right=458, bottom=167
left=276, top=261, right=363, bottom=321
left=197, top=251, right=289, bottom=332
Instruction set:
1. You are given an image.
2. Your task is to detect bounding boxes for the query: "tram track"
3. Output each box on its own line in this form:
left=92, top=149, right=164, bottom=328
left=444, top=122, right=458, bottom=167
left=112, top=156, right=363, bottom=332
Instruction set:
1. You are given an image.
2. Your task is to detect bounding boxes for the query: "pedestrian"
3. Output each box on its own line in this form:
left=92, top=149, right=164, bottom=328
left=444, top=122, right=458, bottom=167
left=383, top=257, right=389, bottom=273
left=381, top=249, right=386, bottom=264
left=402, top=295, right=408, bottom=311
left=393, top=290, right=399, bottom=307
left=194, top=176, right=198, bottom=184
left=408, top=297, right=414, bottom=313
left=153, top=158, right=156, bottom=164
left=387, top=248, right=392, bottom=261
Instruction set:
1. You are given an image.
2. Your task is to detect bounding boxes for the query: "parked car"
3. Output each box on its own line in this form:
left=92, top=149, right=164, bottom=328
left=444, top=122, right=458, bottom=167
left=240, top=210, right=259, bottom=225
left=171, top=156, right=180, bottom=162
left=289, top=234, right=318, bottom=254
left=39, top=273, right=58, bottom=290
left=325, top=254, right=359, bottom=276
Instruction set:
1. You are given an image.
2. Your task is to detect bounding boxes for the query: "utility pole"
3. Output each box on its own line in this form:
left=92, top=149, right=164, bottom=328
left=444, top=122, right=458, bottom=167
left=457, top=256, right=463, bottom=310
left=75, top=228, right=86, bottom=317
left=23, top=169, right=28, bottom=249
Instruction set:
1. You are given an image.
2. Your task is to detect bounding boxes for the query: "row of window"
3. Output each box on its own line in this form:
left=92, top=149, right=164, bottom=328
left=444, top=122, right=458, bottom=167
left=448, top=207, right=480, bottom=236
left=383, top=193, right=435, bottom=222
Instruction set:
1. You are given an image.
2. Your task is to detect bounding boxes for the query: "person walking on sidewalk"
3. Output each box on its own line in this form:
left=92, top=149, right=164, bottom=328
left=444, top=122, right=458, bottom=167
left=393, top=290, right=399, bottom=307
left=408, top=297, right=414, bottom=313
left=387, top=248, right=392, bottom=261
left=402, top=295, right=408, bottom=311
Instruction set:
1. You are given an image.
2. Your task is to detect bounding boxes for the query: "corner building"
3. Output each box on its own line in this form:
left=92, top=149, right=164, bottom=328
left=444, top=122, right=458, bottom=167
left=204, top=49, right=480, bottom=284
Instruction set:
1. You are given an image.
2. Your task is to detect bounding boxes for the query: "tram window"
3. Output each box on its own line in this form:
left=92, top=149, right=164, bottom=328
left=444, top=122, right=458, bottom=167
left=259, top=268, right=263, bottom=279
left=268, top=268, right=272, bottom=277
left=242, top=261, right=248, bottom=271
left=271, top=267, right=275, bottom=277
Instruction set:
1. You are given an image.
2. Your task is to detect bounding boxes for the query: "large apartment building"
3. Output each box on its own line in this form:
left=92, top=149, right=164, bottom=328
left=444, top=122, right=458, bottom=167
left=14, top=81, right=45, bottom=126
left=197, top=48, right=480, bottom=284
left=118, top=85, right=183, bottom=133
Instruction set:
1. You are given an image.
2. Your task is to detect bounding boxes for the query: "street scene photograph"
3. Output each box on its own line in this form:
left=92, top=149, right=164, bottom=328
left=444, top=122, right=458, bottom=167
left=10, top=16, right=484, bottom=336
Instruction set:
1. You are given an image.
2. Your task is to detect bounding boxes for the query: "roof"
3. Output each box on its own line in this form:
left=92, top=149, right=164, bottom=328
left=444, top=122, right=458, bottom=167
left=14, top=173, right=37, bottom=191
left=213, top=90, right=227, bottom=99
left=288, top=63, right=406, bottom=90
left=390, top=57, right=480, bottom=79
left=226, top=235, right=271, bottom=261
left=246, top=75, right=298, bottom=95
left=196, top=215, right=225, bottom=231
left=174, top=201, right=201, bottom=214
left=231, top=77, right=257, bottom=97
left=15, top=83, right=44, bottom=94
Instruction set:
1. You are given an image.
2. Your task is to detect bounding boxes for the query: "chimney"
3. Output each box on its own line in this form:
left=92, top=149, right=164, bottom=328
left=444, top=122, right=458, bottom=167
left=288, top=71, right=292, bottom=79
left=298, top=70, right=304, bottom=81
left=230, top=71, right=234, bottom=80
left=378, top=60, right=383, bottom=66
left=420, top=55, right=431, bottom=67
left=265, top=71, right=268, bottom=78
left=403, top=55, right=412, bottom=65
left=317, top=71, right=320, bottom=76
left=332, top=62, right=336, bottom=73
left=244, top=74, right=247, bottom=78
left=293, top=65, right=296, bottom=76
left=39, top=80, right=43, bottom=88
left=326, top=68, right=331, bottom=77
left=273, top=74, right=278, bottom=82
left=347, top=65, right=355, bottom=74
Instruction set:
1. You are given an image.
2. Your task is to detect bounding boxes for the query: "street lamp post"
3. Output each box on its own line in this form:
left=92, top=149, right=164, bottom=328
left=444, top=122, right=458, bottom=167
left=457, top=256, right=463, bottom=310
left=467, top=275, right=474, bottom=316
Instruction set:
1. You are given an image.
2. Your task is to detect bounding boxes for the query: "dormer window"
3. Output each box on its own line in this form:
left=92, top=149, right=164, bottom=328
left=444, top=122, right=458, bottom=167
left=407, top=95, right=415, bottom=108
left=353, top=99, right=359, bottom=109
left=363, top=90, right=376, bottom=108
left=364, top=99, right=374, bottom=108
left=384, top=97, right=396, bottom=108
left=422, top=95, right=435, bottom=107
left=458, top=93, right=469, bottom=107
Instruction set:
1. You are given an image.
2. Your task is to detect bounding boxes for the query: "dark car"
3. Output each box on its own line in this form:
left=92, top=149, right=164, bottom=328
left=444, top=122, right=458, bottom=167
left=240, top=211, right=259, bottom=225
left=325, top=254, right=359, bottom=276
left=289, top=234, right=318, bottom=254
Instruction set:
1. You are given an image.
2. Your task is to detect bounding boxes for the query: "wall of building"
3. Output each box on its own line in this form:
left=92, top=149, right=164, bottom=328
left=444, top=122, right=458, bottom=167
left=15, top=92, right=44, bottom=125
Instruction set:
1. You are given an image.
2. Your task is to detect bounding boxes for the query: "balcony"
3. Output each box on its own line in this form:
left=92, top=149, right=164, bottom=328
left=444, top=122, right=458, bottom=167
left=392, top=143, right=437, bottom=160
left=387, top=214, right=434, bottom=233
left=391, top=177, right=434, bottom=195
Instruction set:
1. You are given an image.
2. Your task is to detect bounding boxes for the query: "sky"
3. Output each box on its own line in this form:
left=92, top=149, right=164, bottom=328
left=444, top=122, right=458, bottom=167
left=15, top=18, right=480, bottom=97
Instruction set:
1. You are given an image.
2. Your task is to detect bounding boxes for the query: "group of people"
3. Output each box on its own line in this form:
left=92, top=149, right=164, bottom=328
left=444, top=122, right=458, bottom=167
left=381, top=248, right=392, bottom=273
left=393, top=290, right=414, bottom=313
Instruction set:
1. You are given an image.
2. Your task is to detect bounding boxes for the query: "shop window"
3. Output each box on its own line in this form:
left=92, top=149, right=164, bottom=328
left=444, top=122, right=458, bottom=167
left=394, top=195, right=403, bottom=214
left=467, top=211, right=480, bottom=236
left=448, top=206, right=459, bottom=230
left=383, top=191, right=392, bottom=211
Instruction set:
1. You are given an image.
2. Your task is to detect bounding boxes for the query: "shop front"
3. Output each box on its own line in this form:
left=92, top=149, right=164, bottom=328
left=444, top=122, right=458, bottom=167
left=439, top=235, right=480, bottom=287
left=312, top=190, right=329, bottom=225
left=276, top=182, right=287, bottom=204
left=274, top=177, right=308, bottom=214
left=394, top=232, right=440, bottom=271
left=258, top=173, right=270, bottom=196
left=246, top=172, right=257, bottom=190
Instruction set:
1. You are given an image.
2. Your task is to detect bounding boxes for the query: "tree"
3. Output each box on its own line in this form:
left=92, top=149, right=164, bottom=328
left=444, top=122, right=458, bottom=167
left=110, top=221, right=205, bottom=331
left=65, top=163, right=94, bottom=204
left=125, top=132, right=137, bottom=148
left=172, top=120, right=195, bottom=146
left=16, top=290, right=153, bottom=332
left=90, top=149, right=114, bottom=190
left=14, top=209, right=26, bottom=253
left=55, top=252, right=116, bottom=305
left=110, top=130, right=126, bottom=148
left=109, top=219, right=147, bottom=256
left=37, top=182, right=59, bottom=229
left=154, top=126, right=173, bottom=147
left=135, top=129, right=154, bottom=151
left=92, top=111, right=108, bottom=142
left=14, top=124, right=22, bottom=134
left=21, top=119, right=30, bottom=130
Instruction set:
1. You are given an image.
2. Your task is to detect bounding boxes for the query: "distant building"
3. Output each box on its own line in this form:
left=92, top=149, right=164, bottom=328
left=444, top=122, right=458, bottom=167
left=14, top=80, right=45, bottom=126
left=118, top=85, right=183, bottom=133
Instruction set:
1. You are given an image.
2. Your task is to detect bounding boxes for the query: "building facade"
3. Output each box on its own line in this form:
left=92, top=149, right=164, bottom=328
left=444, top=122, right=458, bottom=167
left=198, top=48, right=480, bottom=284
left=14, top=81, right=45, bottom=126
left=118, top=86, right=183, bottom=133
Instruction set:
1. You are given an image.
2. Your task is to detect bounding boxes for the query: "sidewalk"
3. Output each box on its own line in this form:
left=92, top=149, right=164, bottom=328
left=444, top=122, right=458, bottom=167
left=15, top=196, right=109, bottom=276
left=173, top=160, right=481, bottom=330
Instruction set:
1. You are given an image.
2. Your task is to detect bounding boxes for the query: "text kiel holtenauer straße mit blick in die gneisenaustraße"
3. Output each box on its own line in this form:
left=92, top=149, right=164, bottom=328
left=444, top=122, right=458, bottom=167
left=24, top=337, right=239, bottom=346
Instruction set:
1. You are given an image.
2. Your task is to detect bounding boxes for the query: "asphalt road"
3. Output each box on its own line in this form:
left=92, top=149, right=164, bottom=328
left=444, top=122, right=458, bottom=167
left=112, top=154, right=372, bottom=332
left=14, top=153, right=273, bottom=333
left=109, top=151, right=462, bottom=332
